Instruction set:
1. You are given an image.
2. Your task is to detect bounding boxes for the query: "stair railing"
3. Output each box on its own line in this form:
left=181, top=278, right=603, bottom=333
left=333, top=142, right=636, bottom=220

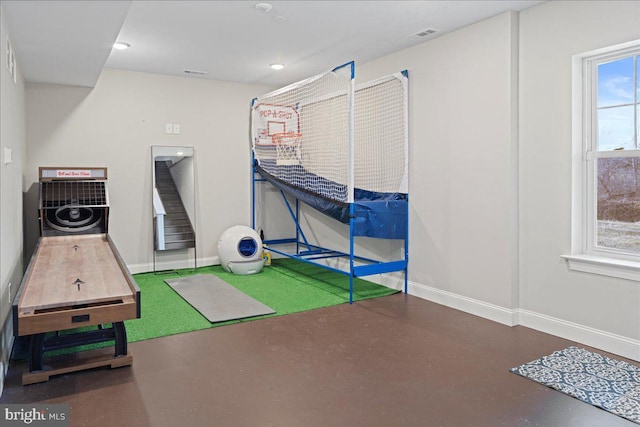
left=153, top=187, right=166, bottom=250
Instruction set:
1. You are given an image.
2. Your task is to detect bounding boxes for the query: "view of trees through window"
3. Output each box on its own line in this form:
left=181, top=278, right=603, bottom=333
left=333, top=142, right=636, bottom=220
left=597, top=157, right=640, bottom=253
left=596, top=54, right=639, bottom=254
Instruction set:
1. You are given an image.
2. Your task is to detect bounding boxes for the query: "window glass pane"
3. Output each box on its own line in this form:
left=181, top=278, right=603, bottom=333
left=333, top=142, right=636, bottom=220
left=596, top=157, right=640, bottom=254
left=598, top=105, right=635, bottom=150
left=598, top=56, right=634, bottom=108
left=637, top=55, right=639, bottom=101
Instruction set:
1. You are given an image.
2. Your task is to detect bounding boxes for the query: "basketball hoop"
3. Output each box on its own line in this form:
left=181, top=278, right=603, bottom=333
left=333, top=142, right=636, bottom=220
left=273, top=132, right=302, bottom=166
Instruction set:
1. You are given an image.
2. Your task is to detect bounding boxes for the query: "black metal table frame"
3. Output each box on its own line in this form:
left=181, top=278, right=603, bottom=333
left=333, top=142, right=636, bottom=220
left=28, top=322, right=128, bottom=372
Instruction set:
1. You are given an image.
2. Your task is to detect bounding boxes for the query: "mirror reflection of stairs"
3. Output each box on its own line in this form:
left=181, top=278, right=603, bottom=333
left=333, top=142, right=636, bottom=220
left=155, top=161, right=196, bottom=250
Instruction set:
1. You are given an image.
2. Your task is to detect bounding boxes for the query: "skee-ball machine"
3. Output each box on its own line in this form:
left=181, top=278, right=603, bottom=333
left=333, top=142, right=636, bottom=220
left=13, top=167, right=140, bottom=385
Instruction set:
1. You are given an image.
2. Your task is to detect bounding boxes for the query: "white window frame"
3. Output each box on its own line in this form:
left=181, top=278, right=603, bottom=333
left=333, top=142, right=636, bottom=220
left=564, top=40, right=640, bottom=282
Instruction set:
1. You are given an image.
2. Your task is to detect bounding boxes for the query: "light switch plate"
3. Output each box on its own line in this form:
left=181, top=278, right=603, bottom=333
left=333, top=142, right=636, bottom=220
left=3, top=147, right=12, bottom=164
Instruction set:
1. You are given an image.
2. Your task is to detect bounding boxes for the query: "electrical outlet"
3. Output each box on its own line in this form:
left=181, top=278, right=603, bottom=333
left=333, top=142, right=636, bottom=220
left=165, top=123, right=173, bottom=134
left=172, top=123, right=180, bottom=134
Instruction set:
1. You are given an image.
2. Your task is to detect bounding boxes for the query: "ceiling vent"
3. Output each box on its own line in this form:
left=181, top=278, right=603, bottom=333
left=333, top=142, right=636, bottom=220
left=411, top=28, right=439, bottom=38
left=184, top=70, right=207, bottom=75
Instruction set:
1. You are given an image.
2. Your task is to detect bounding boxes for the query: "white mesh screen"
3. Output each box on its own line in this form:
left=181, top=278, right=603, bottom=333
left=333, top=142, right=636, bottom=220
left=252, top=66, right=408, bottom=204
left=252, top=64, right=354, bottom=203
left=354, top=73, right=408, bottom=194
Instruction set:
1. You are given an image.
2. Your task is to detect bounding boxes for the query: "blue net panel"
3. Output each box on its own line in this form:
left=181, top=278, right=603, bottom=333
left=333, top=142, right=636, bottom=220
left=255, top=163, right=407, bottom=239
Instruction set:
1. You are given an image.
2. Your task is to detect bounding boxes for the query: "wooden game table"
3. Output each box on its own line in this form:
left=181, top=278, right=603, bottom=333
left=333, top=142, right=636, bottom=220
left=13, top=234, right=140, bottom=385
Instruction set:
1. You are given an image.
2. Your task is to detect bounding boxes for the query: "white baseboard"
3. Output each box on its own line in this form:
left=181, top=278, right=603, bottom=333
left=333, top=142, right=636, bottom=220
left=372, top=276, right=640, bottom=362
left=125, top=258, right=640, bottom=363
left=407, top=280, right=518, bottom=326
left=128, top=256, right=219, bottom=274
left=516, top=309, right=640, bottom=362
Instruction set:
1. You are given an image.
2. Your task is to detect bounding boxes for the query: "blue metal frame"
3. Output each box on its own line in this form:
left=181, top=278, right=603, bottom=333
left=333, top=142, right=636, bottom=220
left=250, top=62, right=408, bottom=304
left=252, top=167, right=408, bottom=304
left=333, top=61, right=355, bottom=79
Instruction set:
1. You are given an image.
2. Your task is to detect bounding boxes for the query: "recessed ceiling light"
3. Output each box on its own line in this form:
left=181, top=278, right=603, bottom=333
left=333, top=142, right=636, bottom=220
left=270, top=63, right=285, bottom=70
left=113, top=42, right=131, bottom=50
left=254, top=3, right=272, bottom=12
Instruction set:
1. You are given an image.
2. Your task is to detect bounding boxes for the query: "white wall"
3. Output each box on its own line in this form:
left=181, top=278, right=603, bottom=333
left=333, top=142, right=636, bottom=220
left=169, top=157, right=195, bottom=226
left=320, top=11, right=520, bottom=315
left=0, top=5, right=26, bottom=395
left=519, top=1, right=640, bottom=359
left=25, top=69, right=269, bottom=272
left=25, top=69, right=271, bottom=272
left=351, top=1, right=640, bottom=361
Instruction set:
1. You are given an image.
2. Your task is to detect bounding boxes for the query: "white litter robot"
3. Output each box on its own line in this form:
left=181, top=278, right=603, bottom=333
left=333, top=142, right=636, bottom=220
left=217, top=225, right=265, bottom=275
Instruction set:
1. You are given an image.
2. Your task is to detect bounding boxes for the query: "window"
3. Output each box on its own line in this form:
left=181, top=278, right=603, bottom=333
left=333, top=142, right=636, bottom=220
left=565, top=42, right=640, bottom=281
left=589, top=49, right=640, bottom=257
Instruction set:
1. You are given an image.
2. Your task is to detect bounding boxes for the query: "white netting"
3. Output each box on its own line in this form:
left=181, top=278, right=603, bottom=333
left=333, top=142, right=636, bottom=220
left=252, top=63, right=354, bottom=203
left=273, top=132, right=302, bottom=166
left=354, top=73, right=408, bottom=194
left=252, top=65, right=408, bottom=204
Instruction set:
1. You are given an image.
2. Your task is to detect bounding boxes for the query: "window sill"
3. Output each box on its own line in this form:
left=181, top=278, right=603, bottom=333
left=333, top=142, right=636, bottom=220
left=561, top=254, right=640, bottom=282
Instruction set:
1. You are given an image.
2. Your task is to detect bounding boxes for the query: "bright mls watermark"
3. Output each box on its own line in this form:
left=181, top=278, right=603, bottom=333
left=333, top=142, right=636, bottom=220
left=1, top=404, right=69, bottom=426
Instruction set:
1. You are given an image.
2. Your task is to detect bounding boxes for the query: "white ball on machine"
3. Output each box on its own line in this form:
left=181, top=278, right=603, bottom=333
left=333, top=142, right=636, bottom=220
left=217, top=225, right=265, bottom=275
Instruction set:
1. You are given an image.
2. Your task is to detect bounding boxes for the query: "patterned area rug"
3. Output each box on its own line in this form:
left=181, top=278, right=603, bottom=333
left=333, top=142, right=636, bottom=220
left=511, top=347, right=640, bottom=424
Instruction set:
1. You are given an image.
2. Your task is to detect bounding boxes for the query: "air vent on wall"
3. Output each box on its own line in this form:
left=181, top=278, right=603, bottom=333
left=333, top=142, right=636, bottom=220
left=411, top=28, right=439, bottom=38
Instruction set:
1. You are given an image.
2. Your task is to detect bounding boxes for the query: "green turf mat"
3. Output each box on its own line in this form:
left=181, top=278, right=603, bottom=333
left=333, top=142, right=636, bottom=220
left=124, top=258, right=398, bottom=342
left=12, top=259, right=397, bottom=359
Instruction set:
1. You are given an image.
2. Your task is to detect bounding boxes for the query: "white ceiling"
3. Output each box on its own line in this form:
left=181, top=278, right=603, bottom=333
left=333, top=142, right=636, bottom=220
left=2, top=0, right=544, bottom=88
left=1, top=0, right=132, bottom=87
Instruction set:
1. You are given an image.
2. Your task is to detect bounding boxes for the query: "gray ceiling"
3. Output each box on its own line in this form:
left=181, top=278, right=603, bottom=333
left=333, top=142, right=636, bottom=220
left=1, top=0, right=544, bottom=88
